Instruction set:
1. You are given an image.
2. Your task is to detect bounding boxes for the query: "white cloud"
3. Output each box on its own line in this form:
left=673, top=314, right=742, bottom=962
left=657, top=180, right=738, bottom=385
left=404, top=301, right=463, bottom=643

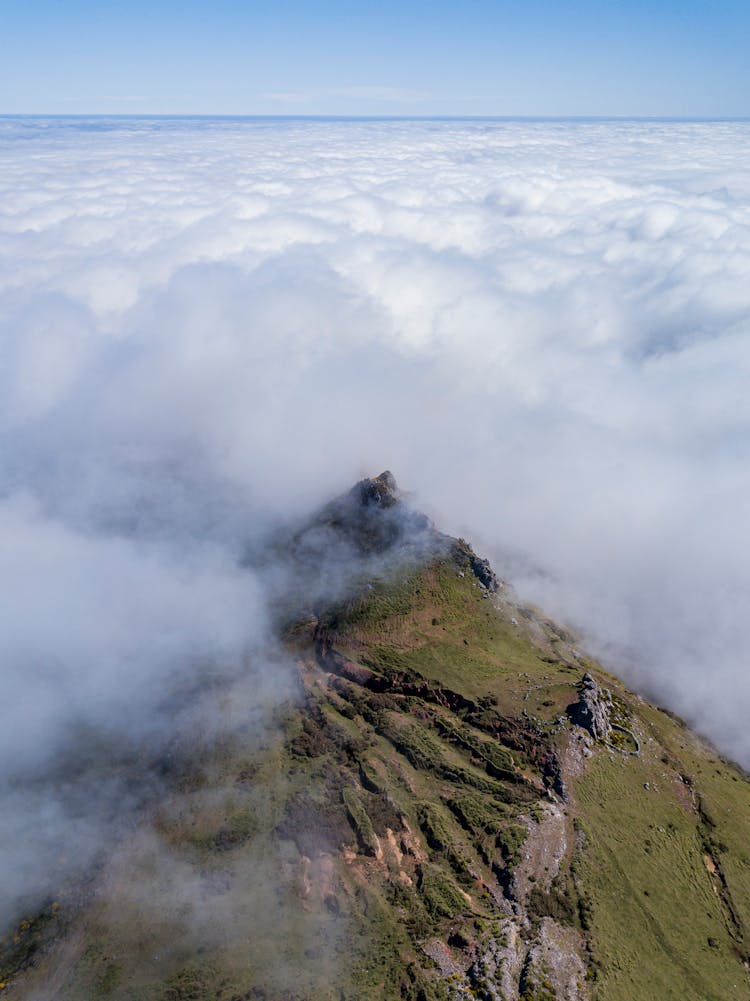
left=1, top=116, right=750, bottom=917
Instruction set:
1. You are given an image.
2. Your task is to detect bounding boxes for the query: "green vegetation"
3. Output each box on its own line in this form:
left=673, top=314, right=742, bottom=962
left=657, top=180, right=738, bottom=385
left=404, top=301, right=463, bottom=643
left=342, top=786, right=379, bottom=857
left=575, top=735, right=749, bottom=1000
left=433, top=714, right=518, bottom=781
left=0, top=904, right=63, bottom=991
left=416, top=864, right=468, bottom=921
left=162, top=966, right=219, bottom=1001
left=7, top=530, right=750, bottom=1001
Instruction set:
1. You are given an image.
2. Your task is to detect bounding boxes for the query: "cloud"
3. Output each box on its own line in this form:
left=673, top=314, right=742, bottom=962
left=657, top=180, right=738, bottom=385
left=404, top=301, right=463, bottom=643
left=1, top=116, right=750, bottom=921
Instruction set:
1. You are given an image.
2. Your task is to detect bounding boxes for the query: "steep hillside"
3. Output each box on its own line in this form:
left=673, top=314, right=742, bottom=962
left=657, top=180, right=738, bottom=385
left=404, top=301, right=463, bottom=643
left=3, top=474, right=750, bottom=1001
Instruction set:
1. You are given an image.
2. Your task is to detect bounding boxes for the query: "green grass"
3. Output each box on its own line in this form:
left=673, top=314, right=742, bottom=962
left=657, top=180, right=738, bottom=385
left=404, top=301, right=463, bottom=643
left=576, top=746, right=748, bottom=1001
left=342, top=786, right=380, bottom=857
left=9, top=551, right=750, bottom=1001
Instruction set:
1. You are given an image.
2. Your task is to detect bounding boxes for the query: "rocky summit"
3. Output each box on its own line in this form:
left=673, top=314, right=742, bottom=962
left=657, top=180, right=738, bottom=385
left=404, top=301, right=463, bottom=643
left=3, top=474, right=750, bottom=1001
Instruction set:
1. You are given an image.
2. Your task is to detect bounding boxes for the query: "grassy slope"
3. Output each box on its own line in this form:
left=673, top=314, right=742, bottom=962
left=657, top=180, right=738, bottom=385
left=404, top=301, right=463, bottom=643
left=329, top=556, right=750, bottom=1000
left=3, top=552, right=750, bottom=1000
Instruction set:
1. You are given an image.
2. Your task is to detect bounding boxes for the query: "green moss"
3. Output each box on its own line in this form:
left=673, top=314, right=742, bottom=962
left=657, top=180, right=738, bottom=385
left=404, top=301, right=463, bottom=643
left=358, top=755, right=387, bottom=794
left=433, top=716, right=517, bottom=781
left=161, top=966, right=219, bottom=1001
left=416, top=801, right=454, bottom=852
left=495, top=824, right=527, bottom=867
left=343, top=787, right=380, bottom=856
left=377, top=717, right=446, bottom=772
left=417, top=865, right=468, bottom=921
left=377, top=716, right=519, bottom=799
left=416, top=801, right=470, bottom=879
left=446, top=792, right=507, bottom=835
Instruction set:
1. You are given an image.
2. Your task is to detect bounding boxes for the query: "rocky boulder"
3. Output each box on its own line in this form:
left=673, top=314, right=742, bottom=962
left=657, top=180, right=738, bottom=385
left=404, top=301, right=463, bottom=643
left=567, top=672, right=612, bottom=741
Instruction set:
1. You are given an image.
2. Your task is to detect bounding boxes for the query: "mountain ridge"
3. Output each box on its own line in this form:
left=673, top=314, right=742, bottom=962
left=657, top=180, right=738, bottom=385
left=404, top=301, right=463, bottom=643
left=2, top=473, right=750, bottom=1001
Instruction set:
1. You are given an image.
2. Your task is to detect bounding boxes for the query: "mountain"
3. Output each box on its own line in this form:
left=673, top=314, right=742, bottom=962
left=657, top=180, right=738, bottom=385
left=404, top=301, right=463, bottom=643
left=3, top=474, right=750, bottom=1001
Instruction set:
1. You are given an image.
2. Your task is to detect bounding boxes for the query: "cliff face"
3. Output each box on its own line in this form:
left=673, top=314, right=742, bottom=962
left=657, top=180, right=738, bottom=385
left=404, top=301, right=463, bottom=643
left=4, top=475, right=750, bottom=1001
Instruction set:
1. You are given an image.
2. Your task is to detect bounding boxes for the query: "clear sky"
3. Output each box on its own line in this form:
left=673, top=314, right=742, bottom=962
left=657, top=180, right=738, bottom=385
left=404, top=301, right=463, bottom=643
left=0, top=0, right=748, bottom=117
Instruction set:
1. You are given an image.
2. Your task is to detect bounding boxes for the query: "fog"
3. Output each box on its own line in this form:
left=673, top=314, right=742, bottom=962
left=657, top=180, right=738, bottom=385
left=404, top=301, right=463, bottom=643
left=1, top=116, right=750, bottom=924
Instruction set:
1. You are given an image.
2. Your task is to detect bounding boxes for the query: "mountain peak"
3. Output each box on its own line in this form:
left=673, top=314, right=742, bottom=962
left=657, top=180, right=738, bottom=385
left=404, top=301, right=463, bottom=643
left=5, top=478, right=750, bottom=1001
left=308, top=469, right=431, bottom=557
left=352, top=469, right=400, bottom=509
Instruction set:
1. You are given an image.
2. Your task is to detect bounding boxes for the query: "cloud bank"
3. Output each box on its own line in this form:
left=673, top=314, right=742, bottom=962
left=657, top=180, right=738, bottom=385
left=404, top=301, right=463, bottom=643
left=1, top=116, right=750, bottom=918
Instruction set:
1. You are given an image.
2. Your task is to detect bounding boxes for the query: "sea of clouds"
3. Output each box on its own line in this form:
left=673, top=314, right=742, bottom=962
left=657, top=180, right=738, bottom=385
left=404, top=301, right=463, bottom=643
left=1, top=116, right=750, bottom=920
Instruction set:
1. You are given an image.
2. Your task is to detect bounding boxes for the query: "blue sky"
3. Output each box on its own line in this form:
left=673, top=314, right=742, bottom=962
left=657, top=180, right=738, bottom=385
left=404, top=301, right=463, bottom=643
left=1, top=0, right=748, bottom=116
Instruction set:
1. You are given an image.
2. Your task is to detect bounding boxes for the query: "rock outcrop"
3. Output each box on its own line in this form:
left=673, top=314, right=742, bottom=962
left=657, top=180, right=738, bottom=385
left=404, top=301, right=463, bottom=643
left=567, top=672, right=612, bottom=741
left=469, top=552, right=499, bottom=592
left=452, top=538, right=500, bottom=592
left=353, top=469, right=399, bottom=508
left=312, top=469, right=432, bottom=555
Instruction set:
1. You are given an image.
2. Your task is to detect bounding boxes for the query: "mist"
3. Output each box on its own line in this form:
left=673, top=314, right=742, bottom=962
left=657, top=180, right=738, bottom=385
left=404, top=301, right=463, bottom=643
left=1, top=116, right=750, bottom=925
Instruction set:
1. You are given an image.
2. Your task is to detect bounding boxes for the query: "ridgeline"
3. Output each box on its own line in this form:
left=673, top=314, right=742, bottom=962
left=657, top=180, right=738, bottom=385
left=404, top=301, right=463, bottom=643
left=3, top=474, right=750, bottom=1001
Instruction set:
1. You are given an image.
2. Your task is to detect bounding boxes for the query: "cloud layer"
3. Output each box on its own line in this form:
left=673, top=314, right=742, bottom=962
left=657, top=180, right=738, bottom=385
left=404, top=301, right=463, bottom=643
left=1, top=117, right=750, bottom=915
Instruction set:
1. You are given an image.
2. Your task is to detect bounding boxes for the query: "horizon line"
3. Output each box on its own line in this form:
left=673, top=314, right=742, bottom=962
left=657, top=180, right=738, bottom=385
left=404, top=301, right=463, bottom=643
left=2, top=113, right=750, bottom=123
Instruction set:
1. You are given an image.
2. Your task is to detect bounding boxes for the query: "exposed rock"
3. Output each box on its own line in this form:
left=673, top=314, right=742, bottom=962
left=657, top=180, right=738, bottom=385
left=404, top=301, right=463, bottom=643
left=467, top=923, right=526, bottom=1000
left=353, top=469, right=399, bottom=508
left=567, top=672, right=612, bottom=741
left=469, top=553, right=499, bottom=592
left=312, top=469, right=432, bottom=555
left=513, top=800, right=568, bottom=901
left=522, top=917, right=588, bottom=1000
left=452, top=539, right=500, bottom=592
left=422, top=938, right=464, bottom=976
